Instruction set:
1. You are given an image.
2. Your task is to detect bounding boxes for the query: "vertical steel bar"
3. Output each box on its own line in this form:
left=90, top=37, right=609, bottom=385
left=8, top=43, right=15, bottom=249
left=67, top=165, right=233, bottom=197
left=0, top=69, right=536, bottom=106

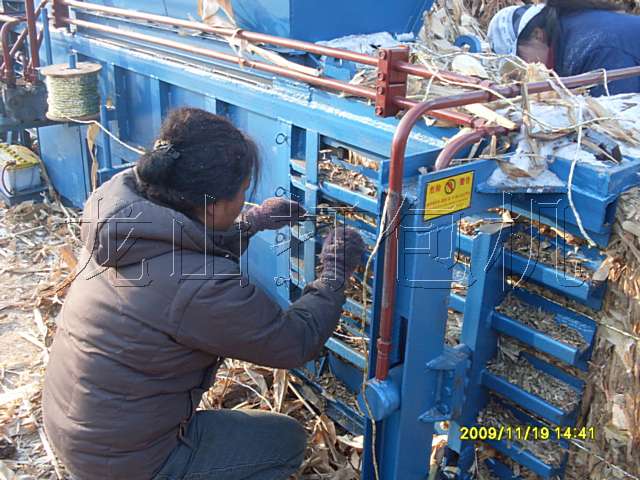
left=41, top=7, right=53, bottom=65
left=99, top=104, right=112, bottom=170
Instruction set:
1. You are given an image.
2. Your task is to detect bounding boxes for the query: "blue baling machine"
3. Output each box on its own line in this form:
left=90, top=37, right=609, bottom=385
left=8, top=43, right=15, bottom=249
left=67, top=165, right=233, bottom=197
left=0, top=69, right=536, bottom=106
left=2, top=0, right=640, bottom=478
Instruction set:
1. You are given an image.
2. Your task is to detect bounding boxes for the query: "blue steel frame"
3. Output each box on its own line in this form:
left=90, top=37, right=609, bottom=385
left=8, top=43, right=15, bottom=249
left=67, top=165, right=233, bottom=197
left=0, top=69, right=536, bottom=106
left=33, top=8, right=640, bottom=479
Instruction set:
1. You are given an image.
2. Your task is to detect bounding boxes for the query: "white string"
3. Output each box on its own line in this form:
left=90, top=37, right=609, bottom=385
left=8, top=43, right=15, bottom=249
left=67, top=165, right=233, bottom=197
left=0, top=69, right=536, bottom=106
left=359, top=192, right=406, bottom=480
left=64, top=116, right=146, bottom=156
left=567, top=105, right=597, bottom=247
left=227, top=28, right=246, bottom=59
left=601, top=68, right=611, bottom=97
left=413, top=53, right=624, bottom=137
left=569, top=438, right=640, bottom=480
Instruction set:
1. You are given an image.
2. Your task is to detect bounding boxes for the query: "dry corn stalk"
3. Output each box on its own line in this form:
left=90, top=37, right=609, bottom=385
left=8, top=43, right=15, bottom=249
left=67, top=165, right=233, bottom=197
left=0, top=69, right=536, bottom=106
left=565, top=188, right=640, bottom=480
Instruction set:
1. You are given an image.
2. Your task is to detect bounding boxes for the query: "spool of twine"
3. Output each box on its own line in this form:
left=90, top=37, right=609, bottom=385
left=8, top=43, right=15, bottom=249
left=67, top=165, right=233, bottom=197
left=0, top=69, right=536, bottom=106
left=40, top=62, right=102, bottom=121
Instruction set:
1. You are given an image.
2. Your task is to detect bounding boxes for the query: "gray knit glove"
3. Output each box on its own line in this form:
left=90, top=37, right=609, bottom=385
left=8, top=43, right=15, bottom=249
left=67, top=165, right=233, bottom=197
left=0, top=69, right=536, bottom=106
left=244, top=197, right=307, bottom=233
left=318, top=226, right=366, bottom=291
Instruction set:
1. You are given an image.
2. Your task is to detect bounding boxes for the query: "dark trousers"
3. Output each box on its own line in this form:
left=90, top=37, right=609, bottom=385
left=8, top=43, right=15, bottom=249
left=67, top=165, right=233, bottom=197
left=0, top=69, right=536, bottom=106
left=153, top=410, right=306, bottom=480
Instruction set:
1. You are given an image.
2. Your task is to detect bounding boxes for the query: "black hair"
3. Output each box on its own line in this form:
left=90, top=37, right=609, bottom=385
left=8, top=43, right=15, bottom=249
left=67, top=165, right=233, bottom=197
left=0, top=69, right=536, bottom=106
left=135, top=107, right=260, bottom=215
left=518, top=0, right=620, bottom=48
left=518, top=6, right=561, bottom=48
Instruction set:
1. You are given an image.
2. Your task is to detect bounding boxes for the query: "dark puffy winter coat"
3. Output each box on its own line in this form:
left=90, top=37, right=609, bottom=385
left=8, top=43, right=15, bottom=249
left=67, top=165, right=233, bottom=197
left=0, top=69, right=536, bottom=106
left=42, top=169, right=344, bottom=479
left=556, top=10, right=640, bottom=96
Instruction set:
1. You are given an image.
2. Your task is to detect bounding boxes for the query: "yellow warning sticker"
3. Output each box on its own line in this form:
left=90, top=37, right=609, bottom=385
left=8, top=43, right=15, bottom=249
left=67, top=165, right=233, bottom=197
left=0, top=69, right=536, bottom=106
left=424, top=171, right=474, bottom=220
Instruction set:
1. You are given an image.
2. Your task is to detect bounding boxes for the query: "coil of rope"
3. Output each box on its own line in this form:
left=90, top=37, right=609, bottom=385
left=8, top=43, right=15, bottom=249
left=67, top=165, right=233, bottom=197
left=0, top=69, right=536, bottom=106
left=40, top=62, right=102, bottom=121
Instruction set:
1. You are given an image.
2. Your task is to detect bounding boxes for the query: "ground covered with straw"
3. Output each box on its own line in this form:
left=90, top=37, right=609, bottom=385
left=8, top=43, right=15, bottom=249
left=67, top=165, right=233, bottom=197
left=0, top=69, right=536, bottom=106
left=0, top=199, right=365, bottom=480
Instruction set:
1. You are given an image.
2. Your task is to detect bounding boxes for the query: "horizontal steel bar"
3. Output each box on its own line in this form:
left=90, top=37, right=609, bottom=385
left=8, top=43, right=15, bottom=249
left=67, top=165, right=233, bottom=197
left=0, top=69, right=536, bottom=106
left=290, top=159, right=305, bottom=175
left=63, top=17, right=379, bottom=100
left=448, top=293, right=466, bottom=313
left=481, top=370, right=577, bottom=426
left=325, top=337, right=367, bottom=370
left=62, top=0, right=484, bottom=87
left=324, top=156, right=379, bottom=180
left=318, top=181, right=379, bottom=214
left=508, top=253, right=605, bottom=309
left=290, top=368, right=365, bottom=435
left=343, top=297, right=372, bottom=321
left=458, top=232, right=605, bottom=308
left=485, top=439, right=564, bottom=479
left=491, top=312, right=584, bottom=369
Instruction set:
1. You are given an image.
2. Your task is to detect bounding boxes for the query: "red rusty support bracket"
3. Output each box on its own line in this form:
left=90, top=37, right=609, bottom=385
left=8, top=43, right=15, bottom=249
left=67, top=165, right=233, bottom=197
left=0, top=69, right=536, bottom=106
left=0, top=0, right=54, bottom=74
left=375, top=47, right=410, bottom=118
left=24, top=0, right=40, bottom=82
left=52, top=0, right=69, bottom=29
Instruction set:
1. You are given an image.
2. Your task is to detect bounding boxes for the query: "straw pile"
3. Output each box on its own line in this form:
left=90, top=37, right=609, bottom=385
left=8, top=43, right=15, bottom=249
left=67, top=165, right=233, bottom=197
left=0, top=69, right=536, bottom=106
left=563, top=187, right=640, bottom=480
left=0, top=199, right=81, bottom=480
left=472, top=189, right=640, bottom=479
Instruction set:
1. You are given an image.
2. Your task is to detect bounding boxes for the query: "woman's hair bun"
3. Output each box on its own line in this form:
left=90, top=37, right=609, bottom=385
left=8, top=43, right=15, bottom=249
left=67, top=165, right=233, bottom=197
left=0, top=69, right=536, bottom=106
left=136, top=143, right=179, bottom=187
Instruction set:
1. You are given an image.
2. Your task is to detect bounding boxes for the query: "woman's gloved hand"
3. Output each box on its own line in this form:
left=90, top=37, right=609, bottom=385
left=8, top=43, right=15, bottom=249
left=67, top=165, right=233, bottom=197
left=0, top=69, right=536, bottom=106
left=244, top=197, right=307, bottom=233
left=318, top=227, right=366, bottom=291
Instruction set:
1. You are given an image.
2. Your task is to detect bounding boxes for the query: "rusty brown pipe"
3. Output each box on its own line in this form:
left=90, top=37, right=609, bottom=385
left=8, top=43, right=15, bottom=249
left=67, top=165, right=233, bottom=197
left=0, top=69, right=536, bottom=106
left=434, top=126, right=510, bottom=171
left=65, top=17, right=378, bottom=99
left=394, top=60, right=486, bottom=87
left=429, top=66, right=640, bottom=170
left=24, top=0, right=40, bottom=81
left=62, top=17, right=475, bottom=127
left=0, top=0, right=48, bottom=74
left=374, top=94, right=486, bottom=381
left=61, top=0, right=484, bottom=87
left=374, top=64, right=640, bottom=381
left=394, top=96, right=481, bottom=128
left=27, top=15, right=46, bottom=73
left=1, top=19, right=21, bottom=86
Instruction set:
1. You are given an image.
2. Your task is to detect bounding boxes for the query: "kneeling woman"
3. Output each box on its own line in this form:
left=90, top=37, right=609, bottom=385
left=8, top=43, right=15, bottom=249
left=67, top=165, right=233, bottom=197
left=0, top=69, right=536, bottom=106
left=43, top=108, right=365, bottom=480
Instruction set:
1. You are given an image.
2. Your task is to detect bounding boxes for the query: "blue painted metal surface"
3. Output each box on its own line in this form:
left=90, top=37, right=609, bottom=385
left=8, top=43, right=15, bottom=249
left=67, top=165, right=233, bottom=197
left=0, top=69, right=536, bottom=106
left=457, top=227, right=607, bottom=309
left=41, top=8, right=53, bottom=65
left=481, top=354, right=584, bottom=427
left=491, top=289, right=596, bottom=371
left=485, top=401, right=570, bottom=478
left=232, top=0, right=433, bottom=41
left=31, top=5, right=640, bottom=479
left=85, top=0, right=433, bottom=42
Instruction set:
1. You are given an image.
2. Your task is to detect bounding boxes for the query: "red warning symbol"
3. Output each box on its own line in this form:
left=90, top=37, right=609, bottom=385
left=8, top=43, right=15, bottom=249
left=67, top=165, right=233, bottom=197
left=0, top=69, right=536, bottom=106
left=444, top=179, right=457, bottom=195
